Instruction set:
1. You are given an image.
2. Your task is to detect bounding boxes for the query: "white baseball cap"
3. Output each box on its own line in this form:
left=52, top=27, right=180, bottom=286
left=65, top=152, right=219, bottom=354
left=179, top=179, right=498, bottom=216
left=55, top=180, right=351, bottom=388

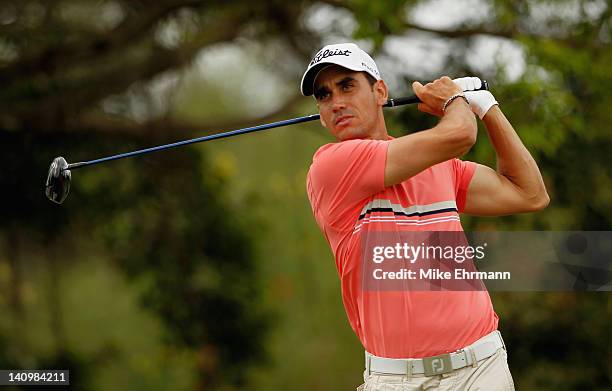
left=300, top=43, right=382, bottom=96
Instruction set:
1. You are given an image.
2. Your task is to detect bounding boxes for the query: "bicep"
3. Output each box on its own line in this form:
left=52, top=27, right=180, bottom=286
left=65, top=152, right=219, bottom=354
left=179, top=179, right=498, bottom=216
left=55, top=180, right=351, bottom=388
left=310, top=140, right=387, bottom=225
left=463, top=164, right=540, bottom=216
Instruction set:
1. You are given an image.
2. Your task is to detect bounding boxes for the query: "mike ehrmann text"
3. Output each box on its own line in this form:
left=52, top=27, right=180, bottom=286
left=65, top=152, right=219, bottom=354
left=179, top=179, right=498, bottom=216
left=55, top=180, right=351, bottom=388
left=372, top=268, right=511, bottom=280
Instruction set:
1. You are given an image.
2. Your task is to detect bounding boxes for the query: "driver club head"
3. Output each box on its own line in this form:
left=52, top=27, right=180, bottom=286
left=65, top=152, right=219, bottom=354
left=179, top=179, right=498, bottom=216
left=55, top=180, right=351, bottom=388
left=45, top=157, right=71, bottom=204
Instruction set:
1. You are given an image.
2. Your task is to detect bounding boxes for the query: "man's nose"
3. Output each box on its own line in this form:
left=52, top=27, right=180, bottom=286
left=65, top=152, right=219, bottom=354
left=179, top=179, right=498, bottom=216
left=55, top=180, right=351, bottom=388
left=331, top=96, right=347, bottom=112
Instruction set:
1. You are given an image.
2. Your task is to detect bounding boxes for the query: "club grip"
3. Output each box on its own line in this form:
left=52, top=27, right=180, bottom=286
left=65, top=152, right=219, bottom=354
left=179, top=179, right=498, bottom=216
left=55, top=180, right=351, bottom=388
left=383, top=80, right=489, bottom=108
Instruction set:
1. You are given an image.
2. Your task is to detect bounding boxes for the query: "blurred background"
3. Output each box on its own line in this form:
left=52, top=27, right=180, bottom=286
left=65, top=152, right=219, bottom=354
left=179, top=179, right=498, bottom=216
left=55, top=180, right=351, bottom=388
left=1, top=0, right=610, bottom=390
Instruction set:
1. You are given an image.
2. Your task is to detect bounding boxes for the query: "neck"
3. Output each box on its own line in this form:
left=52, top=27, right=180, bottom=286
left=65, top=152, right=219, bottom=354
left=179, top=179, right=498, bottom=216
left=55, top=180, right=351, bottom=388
left=364, top=111, right=388, bottom=140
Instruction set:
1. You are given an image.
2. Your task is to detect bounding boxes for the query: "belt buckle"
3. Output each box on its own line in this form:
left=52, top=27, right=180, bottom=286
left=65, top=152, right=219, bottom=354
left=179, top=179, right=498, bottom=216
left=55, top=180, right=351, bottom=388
left=422, top=353, right=453, bottom=376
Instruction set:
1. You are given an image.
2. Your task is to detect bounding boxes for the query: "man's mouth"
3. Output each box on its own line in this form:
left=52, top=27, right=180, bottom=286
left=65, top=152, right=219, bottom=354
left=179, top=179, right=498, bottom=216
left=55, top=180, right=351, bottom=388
left=335, top=115, right=353, bottom=127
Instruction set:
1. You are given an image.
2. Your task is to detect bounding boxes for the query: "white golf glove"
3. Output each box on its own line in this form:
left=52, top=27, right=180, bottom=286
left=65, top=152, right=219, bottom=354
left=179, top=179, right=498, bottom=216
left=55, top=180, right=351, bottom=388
left=453, top=77, right=498, bottom=119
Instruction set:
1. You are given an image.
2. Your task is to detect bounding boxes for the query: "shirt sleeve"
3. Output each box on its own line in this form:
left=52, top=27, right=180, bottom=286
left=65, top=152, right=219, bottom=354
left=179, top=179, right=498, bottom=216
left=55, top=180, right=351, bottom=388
left=452, top=158, right=478, bottom=213
left=307, top=139, right=389, bottom=230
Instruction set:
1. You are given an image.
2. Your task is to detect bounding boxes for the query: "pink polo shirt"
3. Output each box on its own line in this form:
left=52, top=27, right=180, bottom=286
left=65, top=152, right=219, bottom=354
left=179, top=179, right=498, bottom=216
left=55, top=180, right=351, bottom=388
left=306, top=138, right=498, bottom=358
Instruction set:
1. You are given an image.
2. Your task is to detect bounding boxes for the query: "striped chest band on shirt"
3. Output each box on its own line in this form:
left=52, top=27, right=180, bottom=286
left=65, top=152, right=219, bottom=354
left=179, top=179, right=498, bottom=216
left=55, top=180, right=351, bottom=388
left=353, top=199, right=460, bottom=234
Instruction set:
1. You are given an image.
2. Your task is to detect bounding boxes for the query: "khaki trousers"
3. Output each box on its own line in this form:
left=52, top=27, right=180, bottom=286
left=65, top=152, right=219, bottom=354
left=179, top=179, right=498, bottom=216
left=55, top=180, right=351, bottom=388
left=357, top=348, right=515, bottom=391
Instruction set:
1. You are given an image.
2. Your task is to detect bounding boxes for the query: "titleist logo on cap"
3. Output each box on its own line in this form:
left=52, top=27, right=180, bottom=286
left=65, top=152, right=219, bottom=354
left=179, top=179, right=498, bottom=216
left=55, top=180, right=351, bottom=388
left=309, top=49, right=352, bottom=66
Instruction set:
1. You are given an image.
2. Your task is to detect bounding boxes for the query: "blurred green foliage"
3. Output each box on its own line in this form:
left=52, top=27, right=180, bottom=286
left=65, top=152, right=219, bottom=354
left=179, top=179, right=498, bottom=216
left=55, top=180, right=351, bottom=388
left=1, top=0, right=610, bottom=390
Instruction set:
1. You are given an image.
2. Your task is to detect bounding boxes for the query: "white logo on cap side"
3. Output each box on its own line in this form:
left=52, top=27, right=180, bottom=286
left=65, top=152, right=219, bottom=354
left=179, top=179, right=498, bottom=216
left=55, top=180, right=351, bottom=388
left=361, top=62, right=380, bottom=77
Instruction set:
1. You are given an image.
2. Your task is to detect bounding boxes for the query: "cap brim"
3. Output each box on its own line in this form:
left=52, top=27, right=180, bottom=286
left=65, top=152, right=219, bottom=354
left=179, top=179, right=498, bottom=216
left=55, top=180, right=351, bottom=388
left=301, top=63, right=330, bottom=96
left=300, top=61, right=375, bottom=96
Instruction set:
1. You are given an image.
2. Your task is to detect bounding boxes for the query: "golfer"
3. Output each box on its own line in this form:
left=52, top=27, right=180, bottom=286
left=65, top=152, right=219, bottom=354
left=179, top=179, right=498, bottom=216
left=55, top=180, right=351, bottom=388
left=302, top=43, right=549, bottom=390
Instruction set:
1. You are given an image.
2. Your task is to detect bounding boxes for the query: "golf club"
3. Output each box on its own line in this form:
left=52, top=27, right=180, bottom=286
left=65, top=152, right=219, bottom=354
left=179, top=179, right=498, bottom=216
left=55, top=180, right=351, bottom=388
left=45, top=81, right=489, bottom=204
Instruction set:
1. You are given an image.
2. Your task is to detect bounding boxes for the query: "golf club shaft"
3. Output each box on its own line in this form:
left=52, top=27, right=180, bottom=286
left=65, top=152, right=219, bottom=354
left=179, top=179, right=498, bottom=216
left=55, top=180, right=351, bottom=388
left=65, top=113, right=320, bottom=170
left=65, top=82, right=488, bottom=171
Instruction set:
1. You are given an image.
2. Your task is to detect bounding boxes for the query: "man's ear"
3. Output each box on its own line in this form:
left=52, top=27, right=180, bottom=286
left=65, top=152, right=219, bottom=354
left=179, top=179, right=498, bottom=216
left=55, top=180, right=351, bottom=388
left=374, top=79, right=389, bottom=106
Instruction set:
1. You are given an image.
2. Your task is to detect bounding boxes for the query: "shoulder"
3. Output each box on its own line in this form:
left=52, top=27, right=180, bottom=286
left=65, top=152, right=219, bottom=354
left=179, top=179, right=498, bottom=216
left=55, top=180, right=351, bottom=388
left=307, top=138, right=389, bottom=196
left=312, top=138, right=389, bottom=164
left=313, top=139, right=373, bottom=157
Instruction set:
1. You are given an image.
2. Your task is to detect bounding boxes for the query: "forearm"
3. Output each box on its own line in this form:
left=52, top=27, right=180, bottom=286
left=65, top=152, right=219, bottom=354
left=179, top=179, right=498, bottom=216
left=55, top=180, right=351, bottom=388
left=437, top=98, right=477, bottom=153
left=483, top=106, right=548, bottom=201
left=385, top=84, right=476, bottom=187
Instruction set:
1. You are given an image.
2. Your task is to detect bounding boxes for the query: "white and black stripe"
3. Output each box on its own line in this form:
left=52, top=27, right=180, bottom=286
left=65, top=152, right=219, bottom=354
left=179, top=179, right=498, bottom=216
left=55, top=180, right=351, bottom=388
left=358, top=200, right=458, bottom=220
left=353, top=200, right=460, bottom=234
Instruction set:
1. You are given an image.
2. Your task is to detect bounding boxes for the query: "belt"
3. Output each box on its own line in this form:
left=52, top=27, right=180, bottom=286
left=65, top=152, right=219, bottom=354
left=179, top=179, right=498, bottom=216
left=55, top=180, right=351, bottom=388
left=365, top=330, right=506, bottom=377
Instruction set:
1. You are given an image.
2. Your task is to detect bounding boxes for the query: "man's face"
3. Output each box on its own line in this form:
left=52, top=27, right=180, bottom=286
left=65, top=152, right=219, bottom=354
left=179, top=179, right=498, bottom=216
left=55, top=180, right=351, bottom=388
left=313, top=66, right=387, bottom=141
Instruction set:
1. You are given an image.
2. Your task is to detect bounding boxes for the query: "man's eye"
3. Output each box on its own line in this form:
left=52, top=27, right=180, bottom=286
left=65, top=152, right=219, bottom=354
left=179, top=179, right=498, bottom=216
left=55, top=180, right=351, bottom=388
left=316, top=92, right=330, bottom=100
left=341, top=83, right=353, bottom=91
